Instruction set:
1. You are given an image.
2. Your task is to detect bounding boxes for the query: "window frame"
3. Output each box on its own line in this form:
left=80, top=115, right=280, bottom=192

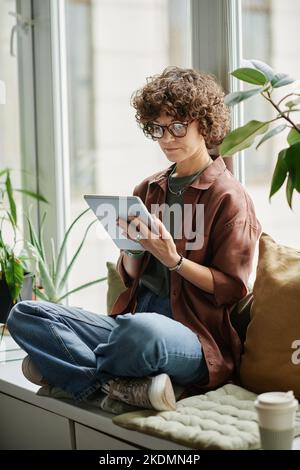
left=190, top=0, right=245, bottom=183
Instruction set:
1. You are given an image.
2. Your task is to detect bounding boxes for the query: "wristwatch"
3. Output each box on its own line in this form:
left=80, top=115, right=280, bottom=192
left=124, top=250, right=145, bottom=259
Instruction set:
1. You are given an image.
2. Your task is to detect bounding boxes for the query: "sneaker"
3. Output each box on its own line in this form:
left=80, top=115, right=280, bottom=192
left=22, top=355, right=49, bottom=386
left=101, top=373, right=176, bottom=411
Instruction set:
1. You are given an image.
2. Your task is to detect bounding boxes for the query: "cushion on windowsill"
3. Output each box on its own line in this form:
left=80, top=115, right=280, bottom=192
left=112, top=384, right=300, bottom=450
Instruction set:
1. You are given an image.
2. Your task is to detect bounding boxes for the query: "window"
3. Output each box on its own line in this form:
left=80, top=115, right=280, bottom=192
left=0, top=0, right=23, bottom=243
left=64, top=0, right=191, bottom=313
left=242, top=0, right=300, bottom=257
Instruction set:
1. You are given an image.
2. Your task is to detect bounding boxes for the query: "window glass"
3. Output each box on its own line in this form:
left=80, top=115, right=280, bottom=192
left=242, top=0, right=300, bottom=284
left=0, top=0, right=23, bottom=247
left=65, top=0, right=191, bottom=312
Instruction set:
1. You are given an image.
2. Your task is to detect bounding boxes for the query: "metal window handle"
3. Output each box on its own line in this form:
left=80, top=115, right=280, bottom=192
left=8, top=12, right=36, bottom=57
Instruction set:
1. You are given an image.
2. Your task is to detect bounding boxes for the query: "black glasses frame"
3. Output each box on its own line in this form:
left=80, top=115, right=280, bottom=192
left=142, top=120, right=192, bottom=140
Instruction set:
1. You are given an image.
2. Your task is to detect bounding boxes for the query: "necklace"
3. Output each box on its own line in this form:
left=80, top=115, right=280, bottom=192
left=167, top=158, right=213, bottom=196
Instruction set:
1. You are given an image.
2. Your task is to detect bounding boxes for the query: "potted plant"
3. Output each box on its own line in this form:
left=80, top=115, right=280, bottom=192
left=219, top=59, right=300, bottom=208
left=25, top=207, right=107, bottom=303
left=0, top=167, right=47, bottom=331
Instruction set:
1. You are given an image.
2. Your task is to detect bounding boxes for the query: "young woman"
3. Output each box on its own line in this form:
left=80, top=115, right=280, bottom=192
left=7, top=66, right=261, bottom=412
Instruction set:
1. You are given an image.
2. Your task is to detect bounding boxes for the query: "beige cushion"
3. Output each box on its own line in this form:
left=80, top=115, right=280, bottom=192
left=106, top=261, right=127, bottom=314
left=240, top=232, right=300, bottom=399
left=112, top=383, right=300, bottom=450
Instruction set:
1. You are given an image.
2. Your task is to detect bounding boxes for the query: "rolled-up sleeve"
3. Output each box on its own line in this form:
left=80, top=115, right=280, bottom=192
left=116, top=250, right=134, bottom=288
left=203, top=191, right=261, bottom=306
left=202, top=216, right=261, bottom=307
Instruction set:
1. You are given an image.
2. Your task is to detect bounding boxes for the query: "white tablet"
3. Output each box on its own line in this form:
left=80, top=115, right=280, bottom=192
left=84, top=194, right=158, bottom=250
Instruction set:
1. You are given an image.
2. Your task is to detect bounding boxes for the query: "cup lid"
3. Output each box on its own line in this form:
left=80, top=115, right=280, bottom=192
left=256, top=391, right=295, bottom=407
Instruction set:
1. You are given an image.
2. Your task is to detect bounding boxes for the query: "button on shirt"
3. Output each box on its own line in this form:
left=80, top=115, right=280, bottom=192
left=111, top=156, right=262, bottom=399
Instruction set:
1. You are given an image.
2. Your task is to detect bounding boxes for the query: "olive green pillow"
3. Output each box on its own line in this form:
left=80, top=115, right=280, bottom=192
left=106, top=261, right=127, bottom=314
left=240, top=233, right=300, bottom=399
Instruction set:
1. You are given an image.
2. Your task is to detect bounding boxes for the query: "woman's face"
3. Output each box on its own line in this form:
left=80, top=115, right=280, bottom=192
left=154, top=111, right=206, bottom=163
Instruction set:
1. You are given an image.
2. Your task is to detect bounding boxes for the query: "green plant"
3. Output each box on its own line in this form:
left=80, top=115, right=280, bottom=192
left=0, top=167, right=47, bottom=302
left=219, top=59, right=300, bottom=208
left=26, top=208, right=107, bottom=303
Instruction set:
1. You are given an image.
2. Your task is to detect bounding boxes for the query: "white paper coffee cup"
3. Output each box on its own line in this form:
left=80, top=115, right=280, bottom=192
left=255, top=391, right=298, bottom=450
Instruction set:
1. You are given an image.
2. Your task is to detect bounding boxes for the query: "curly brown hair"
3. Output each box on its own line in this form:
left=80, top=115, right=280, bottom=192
left=131, top=66, right=230, bottom=149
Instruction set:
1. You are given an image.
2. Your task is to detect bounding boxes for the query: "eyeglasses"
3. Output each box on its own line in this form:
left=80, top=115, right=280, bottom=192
left=142, top=120, right=192, bottom=140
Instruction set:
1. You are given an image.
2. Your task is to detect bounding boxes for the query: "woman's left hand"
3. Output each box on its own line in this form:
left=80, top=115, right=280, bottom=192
left=117, top=214, right=180, bottom=268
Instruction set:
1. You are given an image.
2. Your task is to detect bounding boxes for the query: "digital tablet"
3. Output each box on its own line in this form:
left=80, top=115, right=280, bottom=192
left=84, top=194, right=158, bottom=250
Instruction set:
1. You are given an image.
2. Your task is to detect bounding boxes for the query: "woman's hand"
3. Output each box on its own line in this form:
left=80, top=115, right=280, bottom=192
left=117, top=214, right=180, bottom=268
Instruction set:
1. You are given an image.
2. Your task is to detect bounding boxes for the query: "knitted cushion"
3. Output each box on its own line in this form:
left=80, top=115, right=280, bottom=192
left=112, top=384, right=300, bottom=450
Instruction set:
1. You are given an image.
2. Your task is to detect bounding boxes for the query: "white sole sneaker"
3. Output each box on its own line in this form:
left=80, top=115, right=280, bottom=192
left=22, top=355, right=49, bottom=386
left=148, top=373, right=176, bottom=411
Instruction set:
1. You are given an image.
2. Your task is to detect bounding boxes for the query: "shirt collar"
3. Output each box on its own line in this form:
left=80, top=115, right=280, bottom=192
left=149, top=155, right=227, bottom=191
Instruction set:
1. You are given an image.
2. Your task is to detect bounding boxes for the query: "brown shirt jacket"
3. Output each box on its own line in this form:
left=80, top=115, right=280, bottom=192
left=110, top=156, right=262, bottom=399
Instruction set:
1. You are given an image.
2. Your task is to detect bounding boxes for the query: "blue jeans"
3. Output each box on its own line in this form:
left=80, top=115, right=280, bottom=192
left=7, top=285, right=207, bottom=402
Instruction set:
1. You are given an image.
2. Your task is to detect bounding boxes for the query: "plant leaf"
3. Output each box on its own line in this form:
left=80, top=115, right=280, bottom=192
left=5, top=172, right=17, bottom=227
left=241, top=59, right=275, bottom=81
left=220, top=120, right=270, bottom=156
left=0, top=168, right=9, bottom=179
left=256, top=124, right=287, bottom=149
left=50, top=238, right=57, bottom=282
left=224, top=87, right=263, bottom=106
left=271, top=73, right=295, bottom=88
left=15, top=188, right=49, bottom=203
left=55, top=208, right=90, bottom=283
left=269, top=150, right=288, bottom=199
left=33, top=286, right=49, bottom=301
left=25, top=214, right=45, bottom=261
left=287, top=126, right=300, bottom=146
left=57, top=219, right=97, bottom=290
left=231, top=68, right=267, bottom=86
left=26, top=242, right=57, bottom=301
left=284, top=142, right=300, bottom=192
left=4, top=255, right=24, bottom=302
left=57, top=277, right=107, bottom=302
left=286, top=173, right=294, bottom=209
left=285, top=97, right=300, bottom=109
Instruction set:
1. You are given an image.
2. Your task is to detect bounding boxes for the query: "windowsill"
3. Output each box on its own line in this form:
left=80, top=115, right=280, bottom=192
left=0, top=342, right=191, bottom=450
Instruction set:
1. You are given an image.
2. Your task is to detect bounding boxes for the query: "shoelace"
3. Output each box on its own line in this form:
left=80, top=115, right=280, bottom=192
left=107, top=376, right=153, bottom=408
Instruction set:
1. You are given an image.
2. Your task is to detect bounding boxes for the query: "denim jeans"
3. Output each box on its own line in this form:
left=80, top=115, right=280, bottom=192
left=7, top=285, right=207, bottom=402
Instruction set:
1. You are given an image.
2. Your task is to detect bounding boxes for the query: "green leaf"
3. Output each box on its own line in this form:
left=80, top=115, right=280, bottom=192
left=269, top=150, right=288, bottom=199
left=220, top=120, right=270, bottom=156
left=224, top=87, right=263, bottom=106
left=50, top=238, right=57, bottom=282
left=5, top=172, right=17, bottom=227
left=231, top=68, right=267, bottom=86
left=0, top=168, right=9, bottom=179
left=244, top=59, right=275, bottom=81
left=57, top=277, right=107, bottom=302
left=26, top=242, right=57, bottom=301
left=25, top=214, right=45, bottom=261
left=271, top=73, right=294, bottom=88
left=4, top=255, right=25, bottom=302
left=285, top=97, right=300, bottom=109
left=287, top=126, right=300, bottom=146
left=284, top=142, right=300, bottom=192
left=55, top=208, right=90, bottom=282
left=33, top=286, right=49, bottom=301
left=286, top=173, right=294, bottom=209
left=15, top=188, right=49, bottom=203
left=57, top=219, right=97, bottom=290
left=256, top=124, right=287, bottom=149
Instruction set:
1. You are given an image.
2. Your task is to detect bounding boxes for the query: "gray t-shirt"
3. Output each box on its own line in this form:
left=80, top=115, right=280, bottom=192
left=138, top=166, right=203, bottom=297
